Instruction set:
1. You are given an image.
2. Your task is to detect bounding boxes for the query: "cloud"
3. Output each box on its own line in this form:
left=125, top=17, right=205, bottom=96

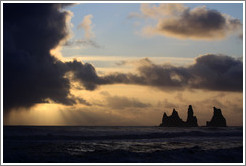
left=69, top=94, right=91, bottom=106
left=103, top=94, right=151, bottom=110
left=188, top=54, right=243, bottom=91
left=64, top=14, right=100, bottom=48
left=100, top=54, right=243, bottom=92
left=63, top=54, right=242, bottom=92
left=64, top=39, right=100, bottom=48
left=78, top=14, right=95, bottom=39
left=3, top=4, right=98, bottom=112
left=65, top=59, right=102, bottom=90
left=4, top=4, right=75, bottom=112
left=135, top=4, right=242, bottom=40
left=140, top=3, right=187, bottom=18
left=158, top=99, right=177, bottom=109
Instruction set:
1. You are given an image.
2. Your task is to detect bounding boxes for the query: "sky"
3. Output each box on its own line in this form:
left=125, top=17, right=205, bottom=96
left=3, top=2, right=244, bottom=126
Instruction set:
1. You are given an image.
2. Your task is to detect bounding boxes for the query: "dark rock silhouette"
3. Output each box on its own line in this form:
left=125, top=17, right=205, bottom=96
left=159, top=105, right=227, bottom=127
left=160, top=109, right=185, bottom=127
left=206, top=107, right=227, bottom=127
left=160, top=105, right=198, bottom=127
left=186, top=105, right=198, bottom=127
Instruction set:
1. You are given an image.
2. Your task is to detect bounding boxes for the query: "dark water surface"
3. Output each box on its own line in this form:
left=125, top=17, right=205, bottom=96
left=3, top=126, right=243, bottom=163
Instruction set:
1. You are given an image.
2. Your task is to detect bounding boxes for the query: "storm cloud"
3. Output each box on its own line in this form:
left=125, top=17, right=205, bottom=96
left=188, top=54, right=243, bottom=91
left=3, top=4, right=98, bottom=112
left=65, top=59, right=101, bottom=90
left=4, top=4, right=73, bottom=111
left=138, top=4, right=242, bottom=40
left=100, top=54, right=243, bottom=92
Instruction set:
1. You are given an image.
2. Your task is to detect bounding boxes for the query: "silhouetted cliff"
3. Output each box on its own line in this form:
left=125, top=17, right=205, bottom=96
left=160, top=105, right=198, bottom=127
left=206, top=107, right=227, bottom=127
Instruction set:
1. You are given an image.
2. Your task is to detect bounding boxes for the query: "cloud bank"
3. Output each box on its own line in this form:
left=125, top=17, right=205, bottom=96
left=135, top=4, right=242, bottom=40
left=101, top=54, right=243, bottom=92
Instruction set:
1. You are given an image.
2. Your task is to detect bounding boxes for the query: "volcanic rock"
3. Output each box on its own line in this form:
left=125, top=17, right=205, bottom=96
left=160, top=105, right=198, bottom=127
left=186, top=105, right=198, bottom=127
left=206, top=107, right=227, bottom=127
left=160, top=109, right=185, bottom=127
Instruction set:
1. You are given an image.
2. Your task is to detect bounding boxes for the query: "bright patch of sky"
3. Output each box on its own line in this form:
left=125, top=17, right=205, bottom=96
left=62, top=3, right=243, bottom=61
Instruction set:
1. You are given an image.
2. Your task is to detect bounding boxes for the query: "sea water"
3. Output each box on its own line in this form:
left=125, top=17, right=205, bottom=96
left=3, top=126, right=243, bottom=163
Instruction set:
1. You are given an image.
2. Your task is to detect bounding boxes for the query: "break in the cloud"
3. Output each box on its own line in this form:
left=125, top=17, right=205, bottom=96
left=64, top=14, right=100, bottom=48
left=133, top=4, right=242, bottom=40
left=78, top=14, right=95, bottom=39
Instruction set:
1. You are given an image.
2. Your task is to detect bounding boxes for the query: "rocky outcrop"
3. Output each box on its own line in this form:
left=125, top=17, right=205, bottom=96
left=160, top=109, right=185, bottom=127
left=186, top=105, right=198, bottom=127
left=159, top=105, right=227, bottom=127
left=160, top=105, right=198, bottom=127
left=206, top=107, right=227, bottom=127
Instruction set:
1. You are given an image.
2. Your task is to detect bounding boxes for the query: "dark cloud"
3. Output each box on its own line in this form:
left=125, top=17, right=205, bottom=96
left=65, top=54, right=242, bottom=92
left=139, top=4, right=242, bottom=40
left=4, top=4, right=74, bottom=111
left=76, top=98, right=91, bottom=106
left=69, top=95, right=91, bottom=106
left=188, top=54, right=243, bottom=91
left=65, top=59, right=101, bottom=90
left=99, top=54, right=243, bottom=92
left=3, top=4, right=96, bottom=112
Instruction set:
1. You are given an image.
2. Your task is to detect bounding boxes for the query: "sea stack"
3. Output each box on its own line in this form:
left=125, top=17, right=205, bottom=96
left=160, top=105, right=198, bottom=127
left=186, top=105, right=198, bottom=127
left=206, top=107, right=227, bottom=127
left=160, top=109, right=185, bottom=127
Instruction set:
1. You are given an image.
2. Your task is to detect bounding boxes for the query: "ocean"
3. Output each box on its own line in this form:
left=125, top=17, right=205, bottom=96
left=3, top=126, right=243, bottom=163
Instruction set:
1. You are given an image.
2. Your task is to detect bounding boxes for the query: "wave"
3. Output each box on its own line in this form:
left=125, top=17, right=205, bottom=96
left=3, top=146, right=243, bottom=163
left=4, top=128, right=243, bottom=141
left=3, top=126, right=243, bottom=163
